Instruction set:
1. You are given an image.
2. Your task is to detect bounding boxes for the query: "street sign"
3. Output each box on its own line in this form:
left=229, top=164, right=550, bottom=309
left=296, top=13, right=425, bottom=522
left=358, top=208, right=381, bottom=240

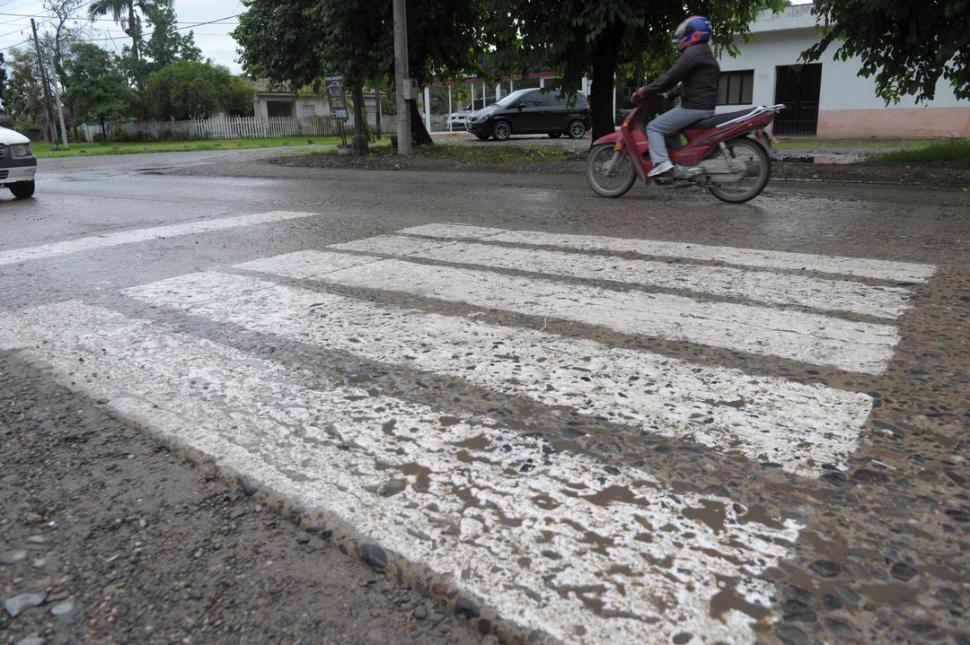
left=326, top=75, right=349, bottom=122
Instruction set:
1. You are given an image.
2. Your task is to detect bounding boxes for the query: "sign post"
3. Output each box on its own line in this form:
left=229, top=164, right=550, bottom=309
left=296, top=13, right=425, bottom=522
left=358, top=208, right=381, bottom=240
left=326, top=75, right=351, bottom=151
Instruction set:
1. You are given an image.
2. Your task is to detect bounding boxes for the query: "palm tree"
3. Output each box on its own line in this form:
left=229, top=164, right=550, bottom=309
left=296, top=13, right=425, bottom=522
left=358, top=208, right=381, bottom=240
left=88, top=0, right=153, bottom=61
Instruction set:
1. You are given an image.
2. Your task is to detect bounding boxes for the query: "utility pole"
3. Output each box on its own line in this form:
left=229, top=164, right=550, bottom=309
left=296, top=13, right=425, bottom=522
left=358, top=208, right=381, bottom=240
left=393, top=0, right=412, bottom=155
left=52, top=83, right=69, bottom=150
left=31, top=18, right=60, bottom=148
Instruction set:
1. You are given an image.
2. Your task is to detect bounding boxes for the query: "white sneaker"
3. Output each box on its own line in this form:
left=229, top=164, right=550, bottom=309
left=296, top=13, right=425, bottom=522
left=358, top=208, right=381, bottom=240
left=647, top=160, right=673, bottom=177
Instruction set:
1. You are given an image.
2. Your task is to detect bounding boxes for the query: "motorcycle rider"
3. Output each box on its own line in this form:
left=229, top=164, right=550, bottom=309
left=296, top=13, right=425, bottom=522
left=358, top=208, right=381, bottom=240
left=635, top=16, right=720, bottom=178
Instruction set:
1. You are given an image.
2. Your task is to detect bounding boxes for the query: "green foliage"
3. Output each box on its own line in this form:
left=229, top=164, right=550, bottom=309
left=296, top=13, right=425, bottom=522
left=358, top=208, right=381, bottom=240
left=483, top=0, right=783, bottom=92
left=804, top=0, right=969, bottom=103
left=143, top=0, right=201, bottom=67
left=233, top=0, right=479, bottom=87
left=143, top=60, right=254, bottom=120
left=0, top=53, right=7, bottom=106
left=480, top=0, right=783, bottom=138
left=232, top=0, right=326, bottom=87
left=88, top=0, right=152, bottom=60
left=63, top=43, right=135, bottom=122
left=4, top=49, right=45, bottom=131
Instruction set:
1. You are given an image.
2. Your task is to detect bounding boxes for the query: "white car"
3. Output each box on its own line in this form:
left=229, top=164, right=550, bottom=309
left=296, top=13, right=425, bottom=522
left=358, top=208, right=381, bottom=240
left=1, top=125, right=37, bottom=199
left=446, top=111, right=471, bottom=131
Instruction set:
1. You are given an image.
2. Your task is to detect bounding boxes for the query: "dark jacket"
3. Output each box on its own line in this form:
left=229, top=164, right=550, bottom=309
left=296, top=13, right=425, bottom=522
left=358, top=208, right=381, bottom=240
left=641, top=43, right=720, bottom=110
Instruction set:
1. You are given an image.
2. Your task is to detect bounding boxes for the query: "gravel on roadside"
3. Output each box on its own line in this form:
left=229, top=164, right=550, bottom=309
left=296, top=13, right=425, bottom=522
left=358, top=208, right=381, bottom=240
left=0, top=351, right=491, bottom=645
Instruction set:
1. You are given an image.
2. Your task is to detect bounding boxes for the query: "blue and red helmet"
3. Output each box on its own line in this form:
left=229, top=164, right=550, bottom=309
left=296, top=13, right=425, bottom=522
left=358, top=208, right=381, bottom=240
left=674, top=16, right=712, bottom=52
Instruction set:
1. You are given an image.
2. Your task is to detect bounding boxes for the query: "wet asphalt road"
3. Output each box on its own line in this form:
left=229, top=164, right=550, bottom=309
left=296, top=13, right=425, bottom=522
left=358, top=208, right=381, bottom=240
left=1, top=148, right=969, bottom=644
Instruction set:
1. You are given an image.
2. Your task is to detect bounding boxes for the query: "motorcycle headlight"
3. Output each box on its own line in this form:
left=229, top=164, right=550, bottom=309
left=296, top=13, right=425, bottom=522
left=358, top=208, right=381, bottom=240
left=10, top=144, right=32, bottom=158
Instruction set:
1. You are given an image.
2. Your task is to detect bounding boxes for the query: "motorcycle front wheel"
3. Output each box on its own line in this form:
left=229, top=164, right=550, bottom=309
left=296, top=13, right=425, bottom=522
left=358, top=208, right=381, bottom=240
left=706, top=137, right=771, bottom=204
left=586, top=144, right=636, bottom=198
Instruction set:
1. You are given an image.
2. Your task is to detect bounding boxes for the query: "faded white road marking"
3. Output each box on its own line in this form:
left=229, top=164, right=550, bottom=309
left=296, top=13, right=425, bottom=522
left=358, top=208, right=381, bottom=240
left=236, top=251, right=900, bottom=374
left=332, top=234, right=912, bottom=319
left=0, top=211, right=315, bottom=267
left=0, top=302, right=802, bottom=643
left=399, top=223, right=937, bottom=283
left=126, top=271, right=872, bottom=476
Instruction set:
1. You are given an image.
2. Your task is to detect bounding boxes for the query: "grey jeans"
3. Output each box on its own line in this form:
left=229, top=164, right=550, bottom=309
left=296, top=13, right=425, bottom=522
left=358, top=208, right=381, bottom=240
left=646, top=106, right=715, bottom=165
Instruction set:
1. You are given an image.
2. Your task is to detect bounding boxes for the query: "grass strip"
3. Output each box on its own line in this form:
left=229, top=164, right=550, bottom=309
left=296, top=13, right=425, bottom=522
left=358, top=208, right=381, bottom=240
left=865, top=139, right=970, bottom=169
left=32, top=137, right=342, bottom=159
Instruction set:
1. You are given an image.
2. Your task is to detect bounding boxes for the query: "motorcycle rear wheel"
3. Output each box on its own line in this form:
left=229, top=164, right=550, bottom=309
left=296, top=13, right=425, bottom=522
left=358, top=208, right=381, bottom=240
left=707, top=138, right=770, bottom=204
left=586, top=144, right=636, bottom=198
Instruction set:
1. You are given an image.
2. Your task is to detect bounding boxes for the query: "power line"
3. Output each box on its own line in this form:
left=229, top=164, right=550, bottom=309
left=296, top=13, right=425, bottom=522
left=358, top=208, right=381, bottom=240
left=0, top=10, right=238, bottom=24
left=0, top=12, right=241, bottom=52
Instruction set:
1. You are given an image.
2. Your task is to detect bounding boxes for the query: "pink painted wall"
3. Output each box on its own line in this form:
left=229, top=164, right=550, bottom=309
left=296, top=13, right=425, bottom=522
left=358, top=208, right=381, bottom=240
left=817, top=107, right=970, bottom=138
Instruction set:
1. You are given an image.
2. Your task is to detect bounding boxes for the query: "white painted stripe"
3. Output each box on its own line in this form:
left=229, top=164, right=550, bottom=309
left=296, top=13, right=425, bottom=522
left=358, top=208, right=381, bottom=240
left=332, top=234, right=912, bottom=319
left=398, top=223, right=937, bottom=283
left=0, top=211, right=315, bottom=267
left=236, top=251, right=900, bottom=374
left=125, top=271, right=872, bottom=476
left=0, top=302, right=801, bottom=643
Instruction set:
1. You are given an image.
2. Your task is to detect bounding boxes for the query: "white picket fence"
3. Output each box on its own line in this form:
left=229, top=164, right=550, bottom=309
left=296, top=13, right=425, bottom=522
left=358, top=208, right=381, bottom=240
left=78, top=115, right=350, bottom=143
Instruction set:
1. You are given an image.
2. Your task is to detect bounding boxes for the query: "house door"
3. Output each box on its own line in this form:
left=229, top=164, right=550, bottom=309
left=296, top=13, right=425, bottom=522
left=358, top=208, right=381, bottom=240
left=773, top=64, right=822, bottom=135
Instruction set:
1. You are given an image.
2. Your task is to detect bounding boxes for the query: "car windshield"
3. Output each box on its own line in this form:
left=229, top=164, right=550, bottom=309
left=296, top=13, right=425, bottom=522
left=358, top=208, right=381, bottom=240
left=494, top=89, right=532, bottom=108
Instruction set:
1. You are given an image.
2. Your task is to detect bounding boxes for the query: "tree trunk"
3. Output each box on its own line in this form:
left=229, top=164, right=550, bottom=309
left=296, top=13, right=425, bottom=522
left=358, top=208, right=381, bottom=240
left=351, top=83, right=369, bottom=156
left=128, top=5, right=140, bottom=61
left=590, top=19, right=626, bottom=142
left=409, top=100, right=433, bottom=146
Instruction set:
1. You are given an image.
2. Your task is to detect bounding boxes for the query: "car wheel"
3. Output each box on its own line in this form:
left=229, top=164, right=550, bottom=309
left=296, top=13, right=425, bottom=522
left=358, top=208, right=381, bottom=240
left=9, top=181, right=35, bottom=199
left=492, top=120, right=511, bottom=141
left=548, top=132, right=562, bottom=139
left=568, top=120, right=587, bottom=139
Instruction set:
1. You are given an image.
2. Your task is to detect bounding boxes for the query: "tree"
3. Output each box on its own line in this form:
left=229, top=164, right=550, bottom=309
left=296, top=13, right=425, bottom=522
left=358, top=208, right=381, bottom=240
left=233, top=0, right=481, bottom=147
left=63, top=43, right=134, bottom=125
left=143, top=60, right=253, bottom=120
left=88, top=0, right=154, bottom=61
left=483, top=0, right=784, bottom=140
left=122, top=0, right=202, bottom=89
left=4, top=48, right=45, bottom=132
left=0, top=54, right=7, bottom=110
left=803, top=0, right=969, bottom=103
left=142, top=0, right=201, bottom=68
left=43, top=0, right=88, bottom=91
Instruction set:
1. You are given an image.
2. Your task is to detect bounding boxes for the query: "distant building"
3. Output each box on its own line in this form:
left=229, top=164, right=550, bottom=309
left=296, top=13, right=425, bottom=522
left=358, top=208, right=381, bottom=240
left=252, top=81, right=332, bottom=120
left=717, top=5, right=969, bottom=137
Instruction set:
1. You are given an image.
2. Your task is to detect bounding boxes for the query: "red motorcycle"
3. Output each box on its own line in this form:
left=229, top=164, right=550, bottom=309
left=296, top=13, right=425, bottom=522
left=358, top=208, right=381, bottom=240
left=586, top=101, right=785, bottom=203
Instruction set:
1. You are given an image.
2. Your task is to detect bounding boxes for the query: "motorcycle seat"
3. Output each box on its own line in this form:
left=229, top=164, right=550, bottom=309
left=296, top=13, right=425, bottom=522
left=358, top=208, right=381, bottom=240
left=688, top=109, right=754, bottom=130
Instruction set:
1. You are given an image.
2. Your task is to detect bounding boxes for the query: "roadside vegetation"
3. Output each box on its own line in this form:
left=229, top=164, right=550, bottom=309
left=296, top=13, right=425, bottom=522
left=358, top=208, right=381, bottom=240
left=866, top=139, right=970, bottom=169
left=31, top=137, right=340, bottom=159
left=1, top=0, right=254, bottom=145
left=298, top=141, right=579, bottom=164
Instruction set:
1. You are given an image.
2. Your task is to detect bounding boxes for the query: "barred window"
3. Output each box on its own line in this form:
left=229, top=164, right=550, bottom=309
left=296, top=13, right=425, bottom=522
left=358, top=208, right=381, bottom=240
left=717, top=71, right=754, bottom=105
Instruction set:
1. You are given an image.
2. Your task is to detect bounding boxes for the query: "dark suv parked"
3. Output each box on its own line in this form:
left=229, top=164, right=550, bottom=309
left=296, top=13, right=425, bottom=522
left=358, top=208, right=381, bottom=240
left=466, top=89, right=591, bottom=141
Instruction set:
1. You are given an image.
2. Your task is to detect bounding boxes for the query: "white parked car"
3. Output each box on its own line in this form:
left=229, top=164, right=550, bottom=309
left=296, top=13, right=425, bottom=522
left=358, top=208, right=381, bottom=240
left=1, top=125, right=37, bottom=199
left=446, top=110, right=472, bottom=131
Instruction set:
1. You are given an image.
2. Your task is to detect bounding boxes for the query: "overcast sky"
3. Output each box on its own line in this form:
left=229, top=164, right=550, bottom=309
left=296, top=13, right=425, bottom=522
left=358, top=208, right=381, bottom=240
left=0, top=0, right=245, bottom=72
left=1, top=0, right=814, bottom=75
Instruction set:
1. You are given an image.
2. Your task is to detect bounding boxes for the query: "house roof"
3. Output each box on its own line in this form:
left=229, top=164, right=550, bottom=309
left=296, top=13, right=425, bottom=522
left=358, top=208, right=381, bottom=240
left=747, top=5, right=818, bottom=34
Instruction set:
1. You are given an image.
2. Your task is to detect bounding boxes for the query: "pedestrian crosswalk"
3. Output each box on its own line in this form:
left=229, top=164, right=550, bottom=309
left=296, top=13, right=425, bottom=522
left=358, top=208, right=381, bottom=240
left=124, top=270, right=870, bottom=478
left=0, top=210, right=315, bottom=267
left=0, top=213, right=937, bottom=643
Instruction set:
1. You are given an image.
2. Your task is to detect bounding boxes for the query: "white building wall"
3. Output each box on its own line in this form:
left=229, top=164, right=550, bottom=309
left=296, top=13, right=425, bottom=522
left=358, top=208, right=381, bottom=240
left=716, top=6, right=970, bottom=137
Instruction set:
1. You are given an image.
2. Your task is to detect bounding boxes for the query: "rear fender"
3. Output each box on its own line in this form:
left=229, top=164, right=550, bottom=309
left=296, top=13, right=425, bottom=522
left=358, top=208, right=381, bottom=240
left=593, top=131, right=623, bottom=146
